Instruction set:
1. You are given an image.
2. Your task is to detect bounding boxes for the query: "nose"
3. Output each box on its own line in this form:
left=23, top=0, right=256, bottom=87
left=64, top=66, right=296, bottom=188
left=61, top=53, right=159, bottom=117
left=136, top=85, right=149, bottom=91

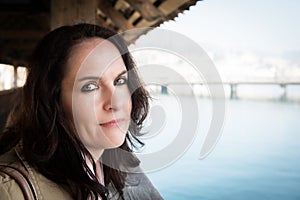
left=102, top=84, right=115, bottom=111
left=102, top=84, right=123, bottom=112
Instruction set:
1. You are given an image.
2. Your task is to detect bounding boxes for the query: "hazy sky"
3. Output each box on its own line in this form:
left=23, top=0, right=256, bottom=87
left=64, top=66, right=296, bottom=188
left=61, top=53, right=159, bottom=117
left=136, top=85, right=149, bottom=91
left=133, top=1, right=300, bottom=82
left=132, top=0, right=300, bottom=82
left=159, top=0, right=300, bottom=56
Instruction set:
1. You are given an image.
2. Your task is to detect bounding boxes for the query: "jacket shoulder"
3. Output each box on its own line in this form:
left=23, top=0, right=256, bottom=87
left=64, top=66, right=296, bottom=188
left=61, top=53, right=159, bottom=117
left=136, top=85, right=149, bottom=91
left=0, top=148, right=19, bottom=164
left=0, top=149, right=26, bottom=199
left=0, top=148, right=73, bottom=200
left=0, top=170, right=25, bottom=200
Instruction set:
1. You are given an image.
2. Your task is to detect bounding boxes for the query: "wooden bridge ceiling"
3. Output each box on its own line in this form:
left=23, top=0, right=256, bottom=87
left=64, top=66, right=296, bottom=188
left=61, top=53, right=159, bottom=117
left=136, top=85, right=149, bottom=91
left=0, top=0, right=199, bottom=66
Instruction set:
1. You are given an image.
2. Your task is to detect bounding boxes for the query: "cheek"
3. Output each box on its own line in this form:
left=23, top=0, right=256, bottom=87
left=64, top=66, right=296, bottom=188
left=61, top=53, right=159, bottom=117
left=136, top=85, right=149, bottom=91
left=61, top=89, right=94, bottom=124
left=72, top=94, right=97, bottom=123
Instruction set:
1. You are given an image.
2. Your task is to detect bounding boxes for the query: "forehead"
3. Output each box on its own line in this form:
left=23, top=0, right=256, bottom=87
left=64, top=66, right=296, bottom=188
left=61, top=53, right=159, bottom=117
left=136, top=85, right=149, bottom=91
left=66, top=38, right=126, bottom=80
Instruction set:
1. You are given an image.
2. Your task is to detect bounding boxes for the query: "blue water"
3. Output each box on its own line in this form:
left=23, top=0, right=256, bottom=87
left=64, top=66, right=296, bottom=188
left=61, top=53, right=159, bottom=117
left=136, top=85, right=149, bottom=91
left=143, top=97, right=300, bottom=200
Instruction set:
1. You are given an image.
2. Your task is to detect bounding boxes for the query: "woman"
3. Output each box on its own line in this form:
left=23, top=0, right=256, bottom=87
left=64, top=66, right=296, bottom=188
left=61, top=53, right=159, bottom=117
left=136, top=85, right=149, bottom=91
left=0, top=24, right=162, bottom=199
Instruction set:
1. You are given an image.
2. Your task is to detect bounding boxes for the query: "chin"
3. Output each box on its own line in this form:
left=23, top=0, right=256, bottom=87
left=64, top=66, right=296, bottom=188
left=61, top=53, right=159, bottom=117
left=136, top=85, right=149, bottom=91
left=108, top=136, right=127, bottom=149
left=101, top=131, right=126, bottom=149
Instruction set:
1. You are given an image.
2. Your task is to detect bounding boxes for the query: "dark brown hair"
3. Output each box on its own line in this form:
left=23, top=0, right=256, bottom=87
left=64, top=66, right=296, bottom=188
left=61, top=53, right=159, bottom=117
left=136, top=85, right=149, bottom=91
left=0, top=24, right=149, bottom=199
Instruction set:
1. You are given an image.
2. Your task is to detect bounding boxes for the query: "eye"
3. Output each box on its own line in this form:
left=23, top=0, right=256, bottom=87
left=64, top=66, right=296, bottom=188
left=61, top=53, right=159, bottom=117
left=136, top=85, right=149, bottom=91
left=81, top=82, right=99, bottom=92
left=114, top=77, right=127, bottom=86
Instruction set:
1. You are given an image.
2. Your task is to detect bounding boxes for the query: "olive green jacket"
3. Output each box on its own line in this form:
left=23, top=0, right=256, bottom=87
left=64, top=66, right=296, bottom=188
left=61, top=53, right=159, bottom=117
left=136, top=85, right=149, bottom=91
left=0, top=146, right=163, bottom=200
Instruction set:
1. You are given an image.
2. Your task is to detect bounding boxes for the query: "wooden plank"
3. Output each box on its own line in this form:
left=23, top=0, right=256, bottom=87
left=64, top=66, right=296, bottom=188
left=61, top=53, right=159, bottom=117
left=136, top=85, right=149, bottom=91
left=98, top=0, right=134, bottom=31
left=128, top=11, right=141, bottom=25
left=51, top=0, right=97, bottom=30
left=136, top=18, right=159, bottom=28
left=159, top=0, right=190, bottom=15
left=97, top=15, right=110, bottom=28
left=124, top=0, right=163, bottom=21
left=115, top=0, right=131, bottom=11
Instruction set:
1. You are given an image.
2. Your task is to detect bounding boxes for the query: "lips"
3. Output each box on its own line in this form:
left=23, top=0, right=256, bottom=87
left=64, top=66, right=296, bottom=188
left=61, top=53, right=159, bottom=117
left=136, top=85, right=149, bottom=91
left=99, top=119, right=124, bottom=128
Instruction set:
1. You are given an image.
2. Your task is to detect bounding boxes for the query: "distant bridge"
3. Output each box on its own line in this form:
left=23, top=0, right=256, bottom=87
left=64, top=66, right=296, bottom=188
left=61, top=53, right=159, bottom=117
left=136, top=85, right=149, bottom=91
left=158, top=81, right=300, bottom=101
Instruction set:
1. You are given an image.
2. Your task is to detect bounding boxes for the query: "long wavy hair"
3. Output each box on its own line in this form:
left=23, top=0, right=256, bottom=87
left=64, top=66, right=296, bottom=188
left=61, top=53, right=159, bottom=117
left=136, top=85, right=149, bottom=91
left=0, top=24, right=149, bottom=199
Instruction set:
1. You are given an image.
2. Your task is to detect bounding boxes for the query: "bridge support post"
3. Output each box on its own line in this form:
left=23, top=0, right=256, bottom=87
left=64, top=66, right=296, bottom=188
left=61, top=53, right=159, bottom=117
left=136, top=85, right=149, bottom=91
left=280, top=84, right=287, bottom=102
left=161, top=85, right=168, bottom=95
left=230, top=84, right=238, bottom=100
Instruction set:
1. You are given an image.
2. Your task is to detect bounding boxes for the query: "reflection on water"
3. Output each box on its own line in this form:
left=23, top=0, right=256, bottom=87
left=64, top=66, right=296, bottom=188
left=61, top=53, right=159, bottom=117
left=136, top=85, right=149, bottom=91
left=143, top=97, right=300, bottom=200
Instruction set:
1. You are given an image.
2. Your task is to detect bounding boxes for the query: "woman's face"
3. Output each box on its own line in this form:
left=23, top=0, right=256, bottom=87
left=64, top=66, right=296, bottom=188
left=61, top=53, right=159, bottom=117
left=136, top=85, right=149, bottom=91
left=61, top=38, right=132, bottom=159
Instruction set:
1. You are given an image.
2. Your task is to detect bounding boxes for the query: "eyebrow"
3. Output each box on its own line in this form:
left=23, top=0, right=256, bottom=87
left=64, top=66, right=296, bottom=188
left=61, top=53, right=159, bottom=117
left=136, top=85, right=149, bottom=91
left=78, top=70, right=127, bottom=82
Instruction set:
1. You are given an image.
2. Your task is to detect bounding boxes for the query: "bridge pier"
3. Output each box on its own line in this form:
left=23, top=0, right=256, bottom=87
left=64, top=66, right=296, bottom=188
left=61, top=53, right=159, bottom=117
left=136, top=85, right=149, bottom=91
left=230, top=84, right=238, bottom=100
left=161, top=85, right=168, bottom=95
left=280, top=84, right=287, bottom=102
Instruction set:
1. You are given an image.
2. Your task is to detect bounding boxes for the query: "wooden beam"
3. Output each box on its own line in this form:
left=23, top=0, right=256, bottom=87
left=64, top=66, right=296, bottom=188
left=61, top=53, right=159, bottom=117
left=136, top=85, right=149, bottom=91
left=1, top=41, right=37, bottom=50
left=51, top=0, right=97, bottom=30
left=97, top=15, right=110, bottom=28
left=0, top=30, right=46, bottom=39
left=0, top=12, right=49, bottom=28
left=122, top=28, right=151, bottom=43
left=124, top=0, right=163, bottom=21
left=159, top=0, right=191, bottom=15
left=0, top=50, right=30, bottom=66
left=98, top=0, right=134, bottom=31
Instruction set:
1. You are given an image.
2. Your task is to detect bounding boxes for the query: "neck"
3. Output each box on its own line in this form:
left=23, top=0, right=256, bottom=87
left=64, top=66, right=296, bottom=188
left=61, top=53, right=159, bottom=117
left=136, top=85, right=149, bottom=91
left=89, top=148, right=104, bottom=162
left=85, top=149, right=105, bottom=185
left=95, top=161, right=105, bottom=185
